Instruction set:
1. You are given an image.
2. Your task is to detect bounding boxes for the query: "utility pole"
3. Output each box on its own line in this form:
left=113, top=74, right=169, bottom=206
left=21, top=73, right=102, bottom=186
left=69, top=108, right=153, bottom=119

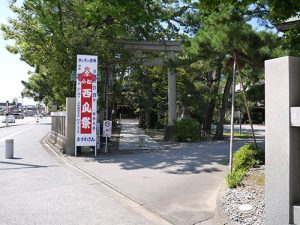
left=229, top=56, right=236, bottom=172
left=104, top=66, right=109, bottom=154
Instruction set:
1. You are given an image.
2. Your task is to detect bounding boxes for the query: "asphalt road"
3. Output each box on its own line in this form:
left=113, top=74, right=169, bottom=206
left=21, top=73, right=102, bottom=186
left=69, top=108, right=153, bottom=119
left=0, top=116, right=37, bottom=128
left=0, top=118, right=171, bottom=225
left=67, top=120, right=265, bottom=225
left=68, top=141, right=236, bottom=225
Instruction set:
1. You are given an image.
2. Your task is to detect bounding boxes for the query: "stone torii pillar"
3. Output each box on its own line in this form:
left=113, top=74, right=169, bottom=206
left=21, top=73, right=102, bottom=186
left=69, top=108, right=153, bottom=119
left=167, top=51, right=176, bottom=126
left=165, top=51, right=177, bottom=140
left=112, top=40, right=181, bottom=140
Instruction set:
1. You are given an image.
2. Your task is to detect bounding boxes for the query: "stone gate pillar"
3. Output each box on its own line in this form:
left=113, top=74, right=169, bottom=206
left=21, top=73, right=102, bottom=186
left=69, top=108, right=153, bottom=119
left=65, top=97, right=76, bottom=155
left=164, top=51, right=177, bottom=141
left=167, top=51, right=177, bottom=126
left=265, top=56, right=300, bottom=225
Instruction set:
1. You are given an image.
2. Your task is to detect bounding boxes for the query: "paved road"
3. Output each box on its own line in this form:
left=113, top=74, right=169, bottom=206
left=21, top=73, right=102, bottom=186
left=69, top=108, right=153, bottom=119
left=68, top=142, right=252, bottom=225
left=66, top=120, right=264, bottom=225
left=0, top=116, right=37, bottom=128
left=0, top=118, right=171, bottom=225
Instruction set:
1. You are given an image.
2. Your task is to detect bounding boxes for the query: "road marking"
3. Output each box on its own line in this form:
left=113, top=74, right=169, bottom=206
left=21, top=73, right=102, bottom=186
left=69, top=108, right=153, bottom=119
left=0, top=126, right=35, bottom=142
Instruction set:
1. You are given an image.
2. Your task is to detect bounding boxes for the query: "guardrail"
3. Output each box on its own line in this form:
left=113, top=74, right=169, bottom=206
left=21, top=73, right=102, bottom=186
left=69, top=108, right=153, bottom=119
left=50, top=111, right=66, bottom=152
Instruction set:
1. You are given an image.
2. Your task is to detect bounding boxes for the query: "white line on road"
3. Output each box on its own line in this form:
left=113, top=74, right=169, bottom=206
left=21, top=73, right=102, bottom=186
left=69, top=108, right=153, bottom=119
left=0, top=126, right=35, bottom=142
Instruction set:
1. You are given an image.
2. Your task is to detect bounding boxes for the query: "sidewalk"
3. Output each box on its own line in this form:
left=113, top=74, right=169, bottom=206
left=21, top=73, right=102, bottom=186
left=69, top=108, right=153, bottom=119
left=60, top=119, right=247, bottom=225
left=44, top=119, right=266, bottom=225
left=118, top=119, right=164, bottom=151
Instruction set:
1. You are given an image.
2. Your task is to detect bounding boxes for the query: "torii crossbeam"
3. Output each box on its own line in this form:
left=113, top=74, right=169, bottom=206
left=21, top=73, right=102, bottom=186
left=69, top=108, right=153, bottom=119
left=113, top=39, right=181, bottom=140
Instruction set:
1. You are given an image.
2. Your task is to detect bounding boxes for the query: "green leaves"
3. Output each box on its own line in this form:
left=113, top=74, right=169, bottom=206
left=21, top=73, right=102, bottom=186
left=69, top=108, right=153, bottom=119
left=1, top=0, right=178, bottom=106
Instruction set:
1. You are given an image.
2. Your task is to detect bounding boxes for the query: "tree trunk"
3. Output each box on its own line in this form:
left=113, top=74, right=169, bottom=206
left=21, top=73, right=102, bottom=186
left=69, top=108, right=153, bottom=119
left=202, top=101, right=215, bottom=132
left=145, top=108, right=152, bottom=129
left=202, top=63, right=222, bottom=132
left=214, top=72, right=233, bottom=140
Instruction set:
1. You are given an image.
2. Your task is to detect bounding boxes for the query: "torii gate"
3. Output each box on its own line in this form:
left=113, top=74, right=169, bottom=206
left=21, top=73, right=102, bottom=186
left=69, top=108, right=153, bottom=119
left=113, top=39, right=181, bottom=140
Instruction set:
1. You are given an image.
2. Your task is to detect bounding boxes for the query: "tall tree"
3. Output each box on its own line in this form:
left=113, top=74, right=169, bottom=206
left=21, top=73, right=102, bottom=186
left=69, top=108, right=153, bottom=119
left=1, top=0, right=179, bottom=106
left=183, top=2, right=286, bottom=139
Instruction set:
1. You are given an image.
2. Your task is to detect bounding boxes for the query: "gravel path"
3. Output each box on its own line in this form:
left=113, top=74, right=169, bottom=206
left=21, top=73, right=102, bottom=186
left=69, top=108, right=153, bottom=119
left=220, top=166, right=265, bottom=225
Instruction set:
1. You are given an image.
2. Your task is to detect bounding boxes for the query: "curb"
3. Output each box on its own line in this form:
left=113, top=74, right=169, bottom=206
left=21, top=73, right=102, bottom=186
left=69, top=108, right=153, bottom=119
left=215, top=180, right=236, bottom=225
left=41, top=132, right=174, bottom=225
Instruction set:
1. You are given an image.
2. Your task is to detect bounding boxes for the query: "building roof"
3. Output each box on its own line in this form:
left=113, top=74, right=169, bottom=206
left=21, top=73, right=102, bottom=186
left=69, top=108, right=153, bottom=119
left=276, top=16, right=300, bottom=32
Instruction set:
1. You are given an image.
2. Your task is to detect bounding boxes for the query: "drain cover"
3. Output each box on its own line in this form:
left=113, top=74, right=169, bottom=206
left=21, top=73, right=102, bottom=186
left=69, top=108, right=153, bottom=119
left=238, top=204, right=254, bottom=213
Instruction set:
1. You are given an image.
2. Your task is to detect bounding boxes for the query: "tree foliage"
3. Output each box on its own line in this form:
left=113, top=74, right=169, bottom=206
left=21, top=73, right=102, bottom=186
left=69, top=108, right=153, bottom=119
left=1, top=0, right=297, bottom=137
left=1, top=0, right=179, bottom=106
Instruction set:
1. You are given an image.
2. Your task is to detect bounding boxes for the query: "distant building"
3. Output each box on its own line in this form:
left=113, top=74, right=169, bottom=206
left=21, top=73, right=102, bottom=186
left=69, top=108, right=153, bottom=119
left=13, top=98, right=18, bottom=105
left=276, top=16, right=300, bottom=32
left=0, top=102, right=7, bottom=115
left=23, top=105, right=37, bottom=116
left=0, top=101, right=46, bottom=116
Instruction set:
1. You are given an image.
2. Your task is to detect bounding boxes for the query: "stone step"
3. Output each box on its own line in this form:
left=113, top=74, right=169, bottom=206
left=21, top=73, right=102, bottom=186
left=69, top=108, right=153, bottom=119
left=293, top=204, right=300, bottom=224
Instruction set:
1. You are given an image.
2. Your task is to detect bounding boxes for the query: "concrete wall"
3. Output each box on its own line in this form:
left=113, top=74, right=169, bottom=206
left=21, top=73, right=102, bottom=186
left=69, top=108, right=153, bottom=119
left=265, top=56, right=300, bottom=225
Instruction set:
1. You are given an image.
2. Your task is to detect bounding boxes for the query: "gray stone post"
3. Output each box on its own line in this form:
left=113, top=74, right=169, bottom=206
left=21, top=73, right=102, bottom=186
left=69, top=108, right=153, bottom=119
left=65, top=97, right=76, bottom=155
left=168, top=51, right=177, bottom=126
left=265, top=56, right=300, bottom=225
left=5, top=139, right=14, bottom=159
left=164, top=51, right=177, bottom=141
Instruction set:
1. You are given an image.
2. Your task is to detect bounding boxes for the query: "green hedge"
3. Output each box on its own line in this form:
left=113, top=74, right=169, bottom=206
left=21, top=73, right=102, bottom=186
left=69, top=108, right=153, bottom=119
left=226, top=143, right=265, bottom=188
left=174, top=119, right=200, bottom=141
left=226, top=169, right=247, bottom=189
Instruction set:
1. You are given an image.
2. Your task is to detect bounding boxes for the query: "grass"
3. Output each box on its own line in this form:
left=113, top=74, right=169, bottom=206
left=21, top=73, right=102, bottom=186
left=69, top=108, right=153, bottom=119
left=144, top=129, right=256, bottom=142
left=223, top=132, right=254, bottom=139
left=244, top=171, right=265, bottom=186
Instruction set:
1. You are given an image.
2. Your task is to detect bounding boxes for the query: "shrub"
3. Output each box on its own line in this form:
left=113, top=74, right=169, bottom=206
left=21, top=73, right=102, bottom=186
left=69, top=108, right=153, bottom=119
left=226, top=169, right=247, bottom=189
left=233, top=143, right=264, bottom=172
left=159, top=118, right=167, bottom=127
left=226, top=143, right=265, bottom=189
left=174, top=119, right=200, bottom=141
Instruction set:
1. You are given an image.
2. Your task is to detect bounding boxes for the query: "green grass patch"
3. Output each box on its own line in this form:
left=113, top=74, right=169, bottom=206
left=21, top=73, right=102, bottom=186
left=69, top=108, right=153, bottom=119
left=226, top=169, right=247, bottom=188
left=223, top=132, right=253, bottom=139
left=255, top=174, right=265, bottom=186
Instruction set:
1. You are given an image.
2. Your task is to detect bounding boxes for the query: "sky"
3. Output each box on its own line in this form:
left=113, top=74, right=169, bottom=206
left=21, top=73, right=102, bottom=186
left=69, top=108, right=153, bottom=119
left=0, top=0, right=35, bottom=105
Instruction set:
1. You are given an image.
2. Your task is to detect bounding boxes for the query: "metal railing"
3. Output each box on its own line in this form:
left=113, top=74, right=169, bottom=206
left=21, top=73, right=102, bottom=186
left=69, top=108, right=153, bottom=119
left=51, top=111, right=66, bottom=136
left=50, top=111, right=67, bottom=151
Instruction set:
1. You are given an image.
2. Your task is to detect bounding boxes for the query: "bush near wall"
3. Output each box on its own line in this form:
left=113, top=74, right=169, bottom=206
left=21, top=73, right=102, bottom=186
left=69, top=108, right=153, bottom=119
left=174, top=119, right=200, bottom=141
left=226, top=143, right=265, bottom=188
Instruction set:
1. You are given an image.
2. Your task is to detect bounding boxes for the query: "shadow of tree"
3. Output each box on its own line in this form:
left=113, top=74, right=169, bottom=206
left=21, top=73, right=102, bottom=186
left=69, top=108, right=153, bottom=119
left=88, top=141, right=255, bottom=175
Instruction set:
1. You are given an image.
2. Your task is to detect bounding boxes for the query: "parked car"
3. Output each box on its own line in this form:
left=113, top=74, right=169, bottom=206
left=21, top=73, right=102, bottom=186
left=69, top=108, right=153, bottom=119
left=13, top=113, right=24, bottom=119
left=2, top=115, right=16, bottom=123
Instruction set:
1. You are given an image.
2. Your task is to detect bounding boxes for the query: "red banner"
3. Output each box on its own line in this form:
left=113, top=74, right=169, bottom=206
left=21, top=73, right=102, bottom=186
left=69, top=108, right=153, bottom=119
left=78, top=66, right=96, bottom=134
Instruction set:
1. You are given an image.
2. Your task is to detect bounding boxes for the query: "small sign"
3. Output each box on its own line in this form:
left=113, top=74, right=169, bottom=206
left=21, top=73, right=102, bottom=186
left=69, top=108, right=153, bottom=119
left=97, top=72, right=102, bottom=81
left=70, top=71, right=76, bottom=81
left=103, top=120, right=112, bottom=138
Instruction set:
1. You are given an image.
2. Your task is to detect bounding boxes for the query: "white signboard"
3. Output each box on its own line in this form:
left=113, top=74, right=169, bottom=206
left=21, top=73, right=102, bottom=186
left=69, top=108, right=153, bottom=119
left=75, top=55, right=98, bottom=148
left=103, top=120, right=112, bottom=138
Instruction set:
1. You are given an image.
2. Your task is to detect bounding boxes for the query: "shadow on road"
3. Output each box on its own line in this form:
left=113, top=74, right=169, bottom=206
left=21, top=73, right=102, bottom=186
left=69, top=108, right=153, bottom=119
left=0, top=161, right=57, bottom=170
